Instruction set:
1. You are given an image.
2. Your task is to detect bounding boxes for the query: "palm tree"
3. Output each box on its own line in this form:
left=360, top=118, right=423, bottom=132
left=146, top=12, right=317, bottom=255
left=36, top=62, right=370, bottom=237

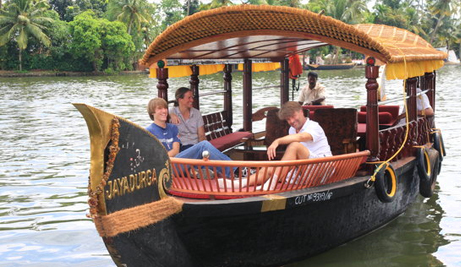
left=107, top=0, right=150, bottom=35
left=0, top=0, right=53, bottom=70
left=308, top=0, right=367, bottom=63
left=428, top=0, right=457, bottom=45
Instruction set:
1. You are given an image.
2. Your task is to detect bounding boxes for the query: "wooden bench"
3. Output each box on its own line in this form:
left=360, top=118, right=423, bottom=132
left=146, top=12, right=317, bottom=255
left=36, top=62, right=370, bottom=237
left=203, top=111, right=253, bottom=151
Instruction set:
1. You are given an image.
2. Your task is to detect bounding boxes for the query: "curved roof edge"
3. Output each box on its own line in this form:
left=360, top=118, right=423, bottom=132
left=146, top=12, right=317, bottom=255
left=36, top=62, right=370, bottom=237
left=141, top=5, right=447, bottom=79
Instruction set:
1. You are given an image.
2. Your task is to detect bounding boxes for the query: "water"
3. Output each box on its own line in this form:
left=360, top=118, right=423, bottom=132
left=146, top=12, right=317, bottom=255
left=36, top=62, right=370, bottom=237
left=0, top=65, right=460, bottom=266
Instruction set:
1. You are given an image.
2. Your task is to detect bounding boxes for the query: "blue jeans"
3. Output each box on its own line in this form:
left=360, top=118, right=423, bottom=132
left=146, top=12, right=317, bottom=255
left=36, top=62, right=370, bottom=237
left=176, top=140, right=234, bottom=177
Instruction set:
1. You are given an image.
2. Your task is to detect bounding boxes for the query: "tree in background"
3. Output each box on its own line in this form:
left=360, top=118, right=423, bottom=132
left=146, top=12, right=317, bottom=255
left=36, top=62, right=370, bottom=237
left=159, top=0, right=183, bottom=30
left=106, top=0, right=150, bottom=35
left=49, top=0, right=73, bottom=20
left=307, top=0, right=368, bottom=63
left=69, top=10, right=134, bottom=71
left=0, top=0, right=53, bottom=70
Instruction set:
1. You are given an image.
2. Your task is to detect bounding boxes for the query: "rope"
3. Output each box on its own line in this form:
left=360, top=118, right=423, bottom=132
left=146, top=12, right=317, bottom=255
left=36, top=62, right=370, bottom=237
left=368, top=47, right=411, bottom=183
left=94, top=197, right=183, bottom=238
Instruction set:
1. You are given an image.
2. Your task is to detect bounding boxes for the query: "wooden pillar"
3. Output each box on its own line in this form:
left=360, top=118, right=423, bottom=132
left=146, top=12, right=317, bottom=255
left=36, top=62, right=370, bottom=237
left=223, top=64, right=233, bottom=128
left=407, top=77, right=418, bottom=121
left=424, top=72, right=435, bottom=111
left=280, top=58, right=290, bottom=106
left=157, top=67, right=169, bottom=101
left=243, top=59, right=252, bottom=131
left=365, top=59, right=380, bottom=161
left=190, top=65, right=200, bottom=110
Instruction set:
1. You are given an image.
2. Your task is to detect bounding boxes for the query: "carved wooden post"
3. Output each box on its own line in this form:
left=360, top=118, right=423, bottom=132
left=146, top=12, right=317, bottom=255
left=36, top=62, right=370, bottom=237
left=156, top=64, right=169, bottom=101
left=223, top=64, right=233, bottom=128
left=424, top=72, right=435, bottom=111
left=407, top=77, right=417, bottom=121
left=243, top=59, right=252, bottom=131
left=190, top=65, right=200, bottom=110
left=280, top=58, right=290, bottom=106
left=365, top=58, right=380, bottom=161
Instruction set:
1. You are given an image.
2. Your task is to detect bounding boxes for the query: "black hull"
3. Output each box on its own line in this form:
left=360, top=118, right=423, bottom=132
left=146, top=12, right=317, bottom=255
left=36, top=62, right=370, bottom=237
left=108, top=161, right=419, bottom=267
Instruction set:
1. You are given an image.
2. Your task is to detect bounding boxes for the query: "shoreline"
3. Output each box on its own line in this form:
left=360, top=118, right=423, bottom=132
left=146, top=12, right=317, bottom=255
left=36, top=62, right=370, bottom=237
left=0, top=70, right=149, bottom=78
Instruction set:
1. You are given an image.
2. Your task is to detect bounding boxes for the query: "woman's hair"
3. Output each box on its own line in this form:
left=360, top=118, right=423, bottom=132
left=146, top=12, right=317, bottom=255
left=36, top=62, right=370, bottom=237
left=278, top=101, right=302, bottom=120
left=147, top=98, right=168, bottom=121
left=174, top=87, right=191, bottom=106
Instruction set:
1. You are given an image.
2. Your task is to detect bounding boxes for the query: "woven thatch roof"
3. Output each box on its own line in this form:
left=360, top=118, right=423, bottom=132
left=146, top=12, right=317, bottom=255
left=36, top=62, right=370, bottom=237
left=141, top=5, right=446, bottom=79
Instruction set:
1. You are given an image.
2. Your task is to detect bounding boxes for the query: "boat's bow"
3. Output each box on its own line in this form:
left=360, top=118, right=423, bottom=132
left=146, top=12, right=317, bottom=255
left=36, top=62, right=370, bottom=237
left=74, top=103, right=192, bottom=266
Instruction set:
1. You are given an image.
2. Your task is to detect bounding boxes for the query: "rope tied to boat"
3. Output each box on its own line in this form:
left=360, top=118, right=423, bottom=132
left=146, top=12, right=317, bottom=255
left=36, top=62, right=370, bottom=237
left=93, top=197, right=184, bottom=238
left=366, top=48, right=410, bottom=187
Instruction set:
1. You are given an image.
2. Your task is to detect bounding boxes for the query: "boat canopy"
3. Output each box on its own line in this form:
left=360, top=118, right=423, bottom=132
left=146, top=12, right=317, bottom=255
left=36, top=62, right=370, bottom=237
left=141, top=5, right=446, bottom=80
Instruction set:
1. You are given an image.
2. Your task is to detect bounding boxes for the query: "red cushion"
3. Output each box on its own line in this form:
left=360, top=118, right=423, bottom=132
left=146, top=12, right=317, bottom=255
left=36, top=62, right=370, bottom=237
left=360, top=105, right=399, bottom=119
left=378, top=112, right=393, bottom=124
left=357, top=111, right=393, bottom=124
left=209, top=131, right=253, bottom=151
left=358, top=111, right=367, bottom=123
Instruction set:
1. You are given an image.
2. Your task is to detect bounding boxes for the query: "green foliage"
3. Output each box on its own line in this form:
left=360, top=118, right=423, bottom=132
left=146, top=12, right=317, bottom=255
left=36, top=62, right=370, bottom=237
left=69, top=10, right=134, bottom=71
left=106, top=0, right=151, bottom=34
left=49, top=0, right=74, bottom=20
left=160, top=0, right=184, bottom=29
left=0, top=0, right=54, bottom=70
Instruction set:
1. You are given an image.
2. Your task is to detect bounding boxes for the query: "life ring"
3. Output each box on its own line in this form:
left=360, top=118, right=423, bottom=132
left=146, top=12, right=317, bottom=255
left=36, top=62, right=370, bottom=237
left=417, top=147, right=438, bottom=197
left=374, top=164, right=397, bottom=203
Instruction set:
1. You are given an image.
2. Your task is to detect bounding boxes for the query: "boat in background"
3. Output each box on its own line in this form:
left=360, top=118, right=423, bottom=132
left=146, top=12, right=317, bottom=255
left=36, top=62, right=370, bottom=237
left=304, top=62, right=356, bottom=70
left=75, top=5, right=447, bottom=267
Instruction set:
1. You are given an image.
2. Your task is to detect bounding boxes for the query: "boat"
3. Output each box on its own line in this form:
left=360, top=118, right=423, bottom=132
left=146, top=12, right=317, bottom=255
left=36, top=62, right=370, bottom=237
left=304, top=63, right=356, bottom=70
left=75, top=5, right=447, bottom=267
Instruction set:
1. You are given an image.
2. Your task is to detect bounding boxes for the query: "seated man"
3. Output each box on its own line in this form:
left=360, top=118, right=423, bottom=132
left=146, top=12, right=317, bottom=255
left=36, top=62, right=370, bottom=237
left=146, top=98, right=234, bottom=177
left=417, top=88, right=434, bottom=116
left=248, top=101, right=332, bottom=186
left=298, top=71, right=326, bottom=105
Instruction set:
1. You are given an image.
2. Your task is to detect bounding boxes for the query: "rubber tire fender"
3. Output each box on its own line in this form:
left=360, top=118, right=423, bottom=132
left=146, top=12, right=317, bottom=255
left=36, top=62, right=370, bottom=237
left=374, top=164, right=397, bottom=203
left=418, top=147, right=439, bottom=198
left=433, top=131, right=445, bottom=175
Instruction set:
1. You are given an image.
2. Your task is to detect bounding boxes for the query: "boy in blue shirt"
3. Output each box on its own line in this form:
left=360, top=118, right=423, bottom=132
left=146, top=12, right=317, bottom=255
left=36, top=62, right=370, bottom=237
left=146, top=98, right=234, bottom=177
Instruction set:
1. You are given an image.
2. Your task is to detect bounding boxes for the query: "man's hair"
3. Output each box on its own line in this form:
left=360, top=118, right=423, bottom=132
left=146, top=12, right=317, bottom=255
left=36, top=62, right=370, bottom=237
left=147, top=98, right=168, bottom=121
left=278, top=101, right=303, bottom=120
left=174, top=87, right=191, bottom=106
left=307, top=71, right=318, bottom=79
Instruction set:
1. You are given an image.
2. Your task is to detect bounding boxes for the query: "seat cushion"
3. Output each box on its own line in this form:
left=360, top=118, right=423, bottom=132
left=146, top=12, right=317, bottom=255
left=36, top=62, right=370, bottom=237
left=209, top=131, right=253, bottom=151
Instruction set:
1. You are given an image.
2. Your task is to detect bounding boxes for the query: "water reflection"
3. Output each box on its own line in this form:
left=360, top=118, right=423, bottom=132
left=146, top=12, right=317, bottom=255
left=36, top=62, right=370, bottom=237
left=0, top=66, right=460, bottom=266
left=289, top=193, right=448, bottom=267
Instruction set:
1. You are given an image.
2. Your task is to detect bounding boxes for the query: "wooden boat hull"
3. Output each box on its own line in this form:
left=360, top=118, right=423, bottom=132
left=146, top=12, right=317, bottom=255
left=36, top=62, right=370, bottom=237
left=304, top=63, right=356, bottom=70
left=76, top=103, right=435, bottom=267
left=104, top=161, right=419, bottom=267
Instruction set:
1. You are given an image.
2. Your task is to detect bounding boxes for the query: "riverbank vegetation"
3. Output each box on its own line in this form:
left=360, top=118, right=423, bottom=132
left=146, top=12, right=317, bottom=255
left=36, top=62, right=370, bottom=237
left=1, top=0, right=460, bottom=73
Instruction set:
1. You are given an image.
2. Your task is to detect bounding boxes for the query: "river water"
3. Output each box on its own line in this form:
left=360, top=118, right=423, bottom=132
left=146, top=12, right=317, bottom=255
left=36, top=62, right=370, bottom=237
left=0, top=65, right=460, bottom=266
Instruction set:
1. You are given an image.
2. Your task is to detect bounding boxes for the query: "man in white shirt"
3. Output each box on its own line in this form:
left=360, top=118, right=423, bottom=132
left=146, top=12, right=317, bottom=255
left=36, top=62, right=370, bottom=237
left=249, top=101, right=332, bottom=186
left=416, top=88, right=434, bottom=116
left=298, top=72, right=326, bottom=105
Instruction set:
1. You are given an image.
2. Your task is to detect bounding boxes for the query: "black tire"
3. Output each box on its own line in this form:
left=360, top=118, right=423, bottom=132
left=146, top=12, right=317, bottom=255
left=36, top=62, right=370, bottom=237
left=433, top=131, right=446, bottom=172
left=417, top=147, right=438, bottom=197
left=375, top=164, right=397, bottom=203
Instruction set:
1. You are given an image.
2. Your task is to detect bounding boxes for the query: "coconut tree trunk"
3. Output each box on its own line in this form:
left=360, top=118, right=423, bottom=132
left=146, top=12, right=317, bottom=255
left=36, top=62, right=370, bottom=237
left=19, top=49, right=22, bottom=71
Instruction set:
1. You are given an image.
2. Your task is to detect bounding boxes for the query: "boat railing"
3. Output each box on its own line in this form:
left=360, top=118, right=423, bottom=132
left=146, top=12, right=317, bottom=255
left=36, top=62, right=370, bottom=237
left=378, top=89, right=430, bottom=105
left=378, top=117, right=430, bottom=161
left=168, top=151, right=370, bottom=199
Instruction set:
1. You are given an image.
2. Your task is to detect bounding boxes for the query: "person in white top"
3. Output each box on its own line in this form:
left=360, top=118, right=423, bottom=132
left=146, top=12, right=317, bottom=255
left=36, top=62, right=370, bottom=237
left=298, top=71, right=326, bottom=105
left=248, top=101, right=332, bottom=186
left=169, top=87, right=207, bottom=151
left=416, top=88, right=434, bottom=116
